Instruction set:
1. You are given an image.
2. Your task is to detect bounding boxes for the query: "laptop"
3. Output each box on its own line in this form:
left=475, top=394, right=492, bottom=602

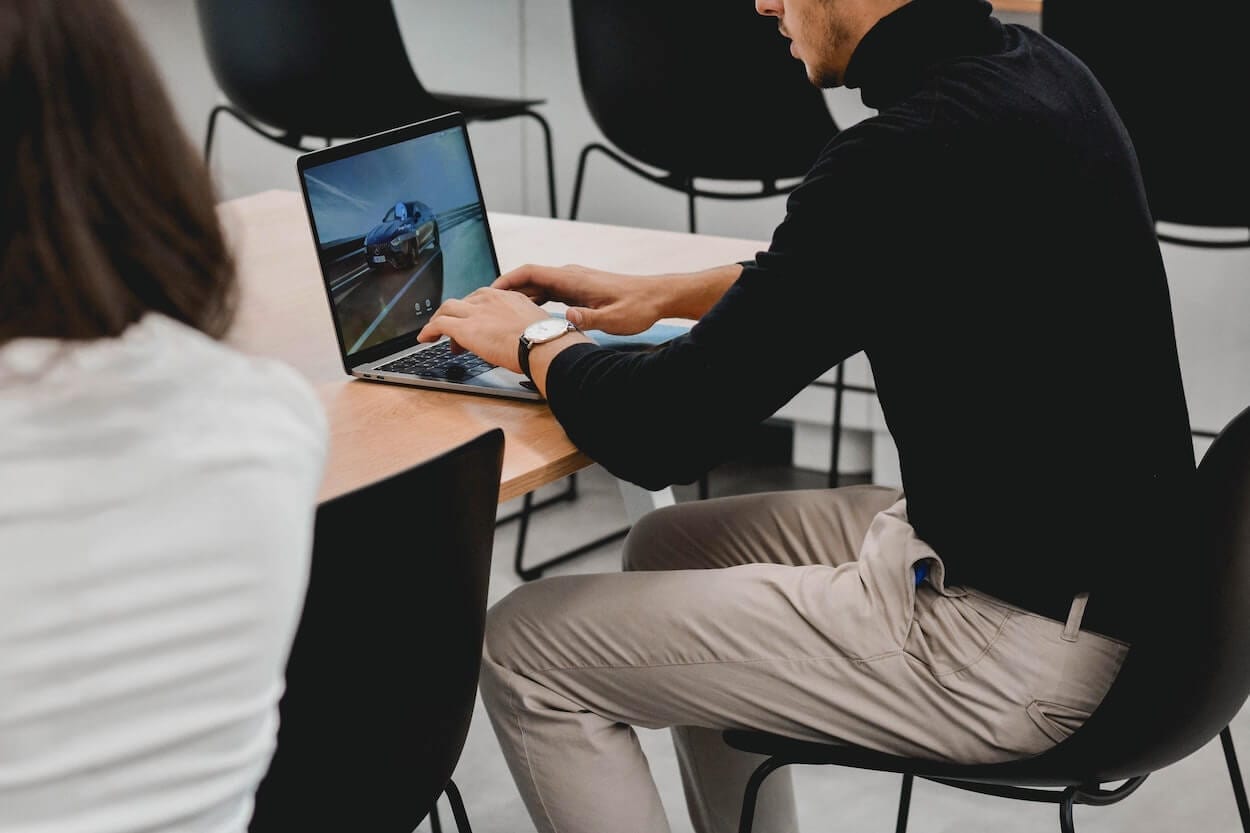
left=296, top=111, right=686, bottom=402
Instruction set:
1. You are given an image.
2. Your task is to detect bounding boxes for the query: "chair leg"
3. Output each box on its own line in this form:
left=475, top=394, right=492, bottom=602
left=512, top=491, right=536, bottom=579
left=895, top=773, right=914, bottom=833
left=204, top=104, right=231, bottom=163
left=686, top=179, right=698, bottom=234
left=444, top=778, right=475, bottom=833
left=1059, top=786, right=1078, bottom=833
left=515, top=523, right=631, bottom=581
left=569, top=143, right=602, bottom=221
left=737, top=757, right=790, bottom=833
left=202, top=102, right=308, bottom=164
left=1221, top=726, right=1250, bottom=833
left=828, top=359, right=846, bottom=488
left=520, top=111, right=559, bottom=218
left=496, top=474, right=579, bottom=527
left=511, top=475, right=628, bottom=581
left=428, top=801, right=443, bottom=833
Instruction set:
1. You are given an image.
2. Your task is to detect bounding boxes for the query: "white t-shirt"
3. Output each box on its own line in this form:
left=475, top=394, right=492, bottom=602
left=0, top=314, right=328, bottom=833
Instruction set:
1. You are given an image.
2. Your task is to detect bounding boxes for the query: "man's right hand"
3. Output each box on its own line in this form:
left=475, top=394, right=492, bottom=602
left=493, top=262, right=744, bottom=334
left=492, top=264, right=665, bottom=335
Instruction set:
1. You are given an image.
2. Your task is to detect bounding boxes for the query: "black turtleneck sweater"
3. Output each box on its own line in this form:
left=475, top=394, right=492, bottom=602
left=545, top=0, right=1195, bottom=640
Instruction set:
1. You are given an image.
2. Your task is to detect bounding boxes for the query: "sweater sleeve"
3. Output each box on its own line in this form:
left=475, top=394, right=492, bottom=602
left=545, top=133, right=899, bottom=490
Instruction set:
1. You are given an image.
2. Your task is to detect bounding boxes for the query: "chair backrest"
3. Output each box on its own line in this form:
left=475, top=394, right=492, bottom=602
left=568, top=0, right=837, bottom=182
left=194, top=0, right=440, bottom=140
left=247, top=428, right=505, bottom=832
left=1025, top=405, right=1250, bottom=783
left=1040, top=0, right=1250, bottom=230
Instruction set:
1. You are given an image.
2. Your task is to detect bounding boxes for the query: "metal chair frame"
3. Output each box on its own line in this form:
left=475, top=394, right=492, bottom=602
left=569, top=141, right=803, bottom=233
left=731, top=725, right=1250, bottom=833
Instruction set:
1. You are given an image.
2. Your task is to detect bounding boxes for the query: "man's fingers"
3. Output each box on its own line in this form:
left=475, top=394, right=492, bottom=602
left=435, top=297, right=472, bottom=316
left=566, top=306, right=595, bottom=330
left=494, top=263, right=546, bottom=290
left=416, top=298, right=473, bottom=343
left=464, top=286, right=522, bottom=303
left=495, top=263, right=573, bottom=296
left=417, top=313, right=465, bottom=345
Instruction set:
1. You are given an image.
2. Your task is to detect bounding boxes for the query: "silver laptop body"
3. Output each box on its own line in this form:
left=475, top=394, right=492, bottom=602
left=296, top=111, right=541, bottom=401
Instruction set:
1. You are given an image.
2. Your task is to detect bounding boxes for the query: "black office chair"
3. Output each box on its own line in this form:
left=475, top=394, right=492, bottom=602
left=194, top=0, right=557, bottom=217
left=724, top=404, right=1250, bottom=833
left=247, top=428, right=505, bottom=833
left=566, top=0, right=837, bottom=232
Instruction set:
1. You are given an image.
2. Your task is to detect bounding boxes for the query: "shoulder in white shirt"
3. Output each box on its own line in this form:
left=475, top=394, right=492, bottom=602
left=0, top=313, right=329, bottom=833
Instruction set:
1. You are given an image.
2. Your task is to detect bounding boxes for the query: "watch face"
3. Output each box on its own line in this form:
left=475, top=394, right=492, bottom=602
left=526, top=317, right=570, bottom=342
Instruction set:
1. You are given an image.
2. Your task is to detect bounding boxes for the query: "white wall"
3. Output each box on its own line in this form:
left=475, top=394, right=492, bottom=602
left=119, top=1, right=1250, bottom=442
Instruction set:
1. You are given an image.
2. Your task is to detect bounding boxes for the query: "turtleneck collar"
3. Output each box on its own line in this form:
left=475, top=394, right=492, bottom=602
left=843, top=0, right=1003, bottom=110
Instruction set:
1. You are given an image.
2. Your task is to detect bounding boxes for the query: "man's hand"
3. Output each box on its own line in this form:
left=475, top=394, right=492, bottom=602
left=493, top=264, right=665, bottom=335
left=416, top=288, right=554, bottom=373
left=495, top=262, right=744, bottom=329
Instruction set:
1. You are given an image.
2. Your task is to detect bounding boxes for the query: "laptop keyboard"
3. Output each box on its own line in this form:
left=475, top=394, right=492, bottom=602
left=376, top=341, right=494, bottom=381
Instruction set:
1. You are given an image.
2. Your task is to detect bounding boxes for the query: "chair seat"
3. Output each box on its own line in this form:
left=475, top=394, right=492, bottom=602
left=426, top=91, right=546, bottom=122
left=229, top=87, right=547, bottom=146
left=722, top=729, right=1094, bottom=789
left=346, top=91, right=544, bottom=139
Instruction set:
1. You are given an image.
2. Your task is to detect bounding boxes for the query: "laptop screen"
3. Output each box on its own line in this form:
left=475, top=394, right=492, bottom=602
left=299, top=119, right=499, bottom=362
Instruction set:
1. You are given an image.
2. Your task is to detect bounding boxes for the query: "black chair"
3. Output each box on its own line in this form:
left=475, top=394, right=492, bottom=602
left=1040, top=0, right=1249, bottom=250
left=566, top=0, right=838, bottom=232
left=724, top=404, right=1250, bottom=833
left=194, top=0, right=557, bottom=217
left=248, top=428, right=505, bottom=833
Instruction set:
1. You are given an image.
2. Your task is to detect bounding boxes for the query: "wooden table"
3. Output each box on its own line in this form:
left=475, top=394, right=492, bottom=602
left=991, top=0, right=1041, bottom=13
left=220, top=189, right=764, bottom=505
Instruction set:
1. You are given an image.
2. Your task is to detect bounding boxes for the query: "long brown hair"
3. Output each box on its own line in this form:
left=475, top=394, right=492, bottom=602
left=0, top=0, right=235, bottom=345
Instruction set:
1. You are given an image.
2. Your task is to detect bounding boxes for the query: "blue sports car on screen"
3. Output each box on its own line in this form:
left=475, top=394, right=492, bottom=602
left=364, top=200, right=440, bottom=270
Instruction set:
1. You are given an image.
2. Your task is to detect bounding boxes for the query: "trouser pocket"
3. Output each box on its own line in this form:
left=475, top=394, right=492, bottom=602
left=1026, top=699, right=1091, bottom=744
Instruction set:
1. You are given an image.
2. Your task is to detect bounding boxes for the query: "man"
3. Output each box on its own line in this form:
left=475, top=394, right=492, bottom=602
left=418, top=0, right=1195, bottom=831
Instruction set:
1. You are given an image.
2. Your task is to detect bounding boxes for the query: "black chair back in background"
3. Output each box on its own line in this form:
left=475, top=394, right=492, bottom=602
left=1040, top=0, right=1250, bottom=245
left=195, top=0, right=557, bottom=216
left=248, top=428, right=505, bottom=833
left=726, top=405, right=1250, bottom=833
left=566, top=0, right=838, bottom=230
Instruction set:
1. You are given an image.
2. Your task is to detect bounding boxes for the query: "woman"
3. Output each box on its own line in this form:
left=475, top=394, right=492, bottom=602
left=0, top=1, right=327, bottom=831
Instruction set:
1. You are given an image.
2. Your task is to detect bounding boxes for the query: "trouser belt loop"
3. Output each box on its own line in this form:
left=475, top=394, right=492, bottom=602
left=1062, top=592, right=1089, bottom=642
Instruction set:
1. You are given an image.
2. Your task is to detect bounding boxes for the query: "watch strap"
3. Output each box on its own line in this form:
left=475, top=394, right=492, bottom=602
left=518, top=334, right=534, bottom=382
left=518, top=319, right=575, bottom=382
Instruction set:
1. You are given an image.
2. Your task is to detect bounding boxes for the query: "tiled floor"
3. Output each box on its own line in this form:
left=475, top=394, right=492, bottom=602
left=423, top=433, right=1250, bottom=833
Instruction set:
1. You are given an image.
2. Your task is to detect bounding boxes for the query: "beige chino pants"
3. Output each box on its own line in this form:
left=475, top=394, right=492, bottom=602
left=479, top=485, right=1129, bottom=833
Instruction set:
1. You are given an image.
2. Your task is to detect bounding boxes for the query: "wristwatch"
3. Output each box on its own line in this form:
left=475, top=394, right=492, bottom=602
left=518, top=317, right=578, bottom=382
